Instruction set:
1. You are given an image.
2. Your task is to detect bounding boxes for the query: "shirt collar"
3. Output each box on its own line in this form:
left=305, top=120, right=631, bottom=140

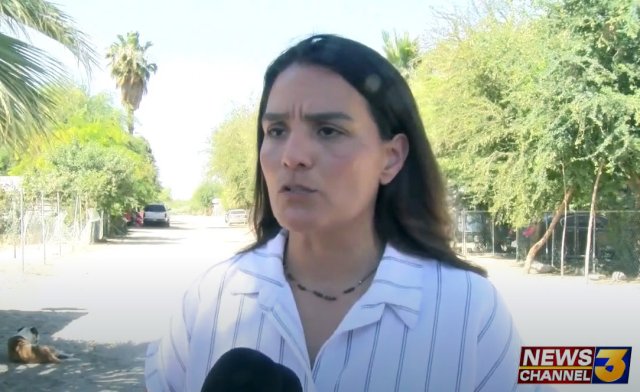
left=227, top=230, right=288, bottom=302
left=227, top=230, right=425, bottom=329
left=354, top=245, right=425, bottom=329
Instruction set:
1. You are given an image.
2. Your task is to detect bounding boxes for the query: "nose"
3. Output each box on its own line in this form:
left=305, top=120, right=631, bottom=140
left=281, top=127, right=313, bottom=169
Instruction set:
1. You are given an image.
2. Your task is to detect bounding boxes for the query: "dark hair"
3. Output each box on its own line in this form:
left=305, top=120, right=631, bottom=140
left=245, top=34, right=486, bottom=277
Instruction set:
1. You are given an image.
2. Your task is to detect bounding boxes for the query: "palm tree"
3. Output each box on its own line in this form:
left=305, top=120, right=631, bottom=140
left=381, top=30, right=421, bottom=78
left=106, top=32, right=157, bottom=134
left=0, top=0, right=97, bottom=148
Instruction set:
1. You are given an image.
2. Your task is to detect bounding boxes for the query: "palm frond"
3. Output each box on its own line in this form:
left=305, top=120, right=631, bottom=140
left=0, top=0, right=98, bottom=72
left=106, top=31, right=157, bottom=112
left=0, top=32, right=68, bottom=148
left=381, top=30, right=421, bottom=77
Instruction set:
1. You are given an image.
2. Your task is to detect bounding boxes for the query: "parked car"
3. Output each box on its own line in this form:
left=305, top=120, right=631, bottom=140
left=124, top=210, right=143, bottom=226
left=225, top=209, right=249, bottom=226
left=143, top=203, right=170, bottom=227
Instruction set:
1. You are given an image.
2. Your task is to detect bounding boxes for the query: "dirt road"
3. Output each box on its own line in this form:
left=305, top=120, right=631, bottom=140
left=0, top=215, right=254, bottom=391
left=1, top=216, right=638, bottom=391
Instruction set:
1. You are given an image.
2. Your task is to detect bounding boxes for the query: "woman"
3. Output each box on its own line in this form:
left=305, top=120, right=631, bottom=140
left=145, top=34, right=530, bottom=392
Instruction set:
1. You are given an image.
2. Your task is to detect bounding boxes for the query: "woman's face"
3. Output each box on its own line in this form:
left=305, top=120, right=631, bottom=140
left=260, top=64, right=407, bottom=233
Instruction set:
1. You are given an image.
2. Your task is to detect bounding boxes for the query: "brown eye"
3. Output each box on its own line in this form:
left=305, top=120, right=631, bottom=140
left=266, top=127, right=286, bottom=137
left=317, top=126, right=342, bottom=138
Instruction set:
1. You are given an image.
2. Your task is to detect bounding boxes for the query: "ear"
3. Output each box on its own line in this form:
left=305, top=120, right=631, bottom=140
left=380, top=133, right=409, bottom=185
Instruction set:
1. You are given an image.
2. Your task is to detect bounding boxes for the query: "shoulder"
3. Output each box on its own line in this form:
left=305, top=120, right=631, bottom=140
left=439, top=262, right=498, bottom=306
left=392, top=248, right=510, bottom=330
left=394, top=247, right=497, bottom=301
left=183, top=234, right=286, bottom=303
left=184, top=248, right=262, bottom=299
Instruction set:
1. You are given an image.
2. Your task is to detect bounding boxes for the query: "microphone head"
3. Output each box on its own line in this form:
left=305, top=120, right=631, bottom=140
left=201, top=347, right=303, bottom=392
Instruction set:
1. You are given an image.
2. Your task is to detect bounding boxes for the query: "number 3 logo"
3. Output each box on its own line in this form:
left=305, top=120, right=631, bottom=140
left=593, top=348, right=632, bottom=384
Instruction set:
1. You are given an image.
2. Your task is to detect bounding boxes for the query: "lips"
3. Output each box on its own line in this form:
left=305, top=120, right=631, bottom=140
left=280, top=184, right=317, bottom=193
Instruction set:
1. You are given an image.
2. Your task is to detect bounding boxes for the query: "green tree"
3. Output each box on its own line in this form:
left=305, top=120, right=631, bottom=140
left=11, top=87, right=160, bottom=233
left=0, top=0, right=96, bottom=148
left=411, top=0, right=640, bottom=274
left=207, top=106, right=257, bottom=210
left=191, top=180, right=222, bottom=214
left=21, top=141, right=157, bottom=226
left=0, top=146, right=14, bottom=174
left=106, top=31, right=157, bottom=134
left=158, top=187, right=173, bottom=203
left=382, top=30, right=421, bottom=77
left=411, top=5, right=552, bottom=227
left=526, top=0, right=640, bottom=275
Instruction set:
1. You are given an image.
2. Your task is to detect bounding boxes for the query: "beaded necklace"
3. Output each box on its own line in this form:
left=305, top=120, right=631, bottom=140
left=282, top=251, right=379, bottom=302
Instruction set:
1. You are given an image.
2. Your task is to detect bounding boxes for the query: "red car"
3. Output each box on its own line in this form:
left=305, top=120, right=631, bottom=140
left=124, top=211, right=143, bottom=226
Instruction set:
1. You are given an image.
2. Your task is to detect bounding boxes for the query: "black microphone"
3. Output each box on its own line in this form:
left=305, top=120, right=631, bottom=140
left=200, top=347, right=303, bottom=392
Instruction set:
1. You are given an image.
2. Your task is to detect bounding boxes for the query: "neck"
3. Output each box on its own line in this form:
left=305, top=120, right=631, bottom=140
left=284, top=222, right=383, bottom=291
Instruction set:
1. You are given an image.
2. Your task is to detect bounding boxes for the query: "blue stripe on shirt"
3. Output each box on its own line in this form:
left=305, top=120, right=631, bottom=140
left=424, top=262, right=442, bottom=391
left=364, top=321, right=382, bottom=390
left=372, top=279, right=423, bottom=290
left=478, top=285, right=497, bottom=343
left=279, top=336, right=285, bottom=363
left=381, top=255, right=424, bottom=268
left=232, top=295, right=246, bottom=347
left=169, top=320, right=186, bottom=372
left=333, top=330, right=354, bottom=392
left=206, top=261, right=237, bottom=369
left=256, top=312, right=266, bottom=350
left=239, top=269, right=284, bottom=287
left=182, top=290, right=192, bottom=343
left=455, top=272, right=472, bottom=392
left=395, top=325, right=409, bottom=391
left=475, top=317, right=514, bottom=392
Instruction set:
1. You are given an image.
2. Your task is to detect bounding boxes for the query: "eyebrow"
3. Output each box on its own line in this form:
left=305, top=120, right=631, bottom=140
left=262, top=111, right=353, bottom=122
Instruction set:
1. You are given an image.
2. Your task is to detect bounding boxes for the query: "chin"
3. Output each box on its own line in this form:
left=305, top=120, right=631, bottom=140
left=274, top=210, right=323, bottom=233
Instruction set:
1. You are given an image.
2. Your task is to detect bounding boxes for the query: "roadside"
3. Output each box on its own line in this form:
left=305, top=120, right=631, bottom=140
left=0, top=215, right=254, bottom=392
left=469, top=254, right=639, bottom=392
left=0, top=220, right=638, bottom=391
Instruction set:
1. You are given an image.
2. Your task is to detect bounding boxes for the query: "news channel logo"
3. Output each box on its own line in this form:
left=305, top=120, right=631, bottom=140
left=518, top=346, right=632, bottom=384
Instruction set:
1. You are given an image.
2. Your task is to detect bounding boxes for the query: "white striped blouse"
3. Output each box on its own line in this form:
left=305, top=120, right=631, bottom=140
left=145, top=230, right=543, bottom=391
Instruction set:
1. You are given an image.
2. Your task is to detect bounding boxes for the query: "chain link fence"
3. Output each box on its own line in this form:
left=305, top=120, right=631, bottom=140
left=452, top=210, right=513, bottom=256
left=0, top=189, right=103, bottom=270
left=452, top=210, right=640, bottom=278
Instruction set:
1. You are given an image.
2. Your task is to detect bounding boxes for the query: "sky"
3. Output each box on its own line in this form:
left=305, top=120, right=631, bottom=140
left=39, top=0, right=469, bottom=200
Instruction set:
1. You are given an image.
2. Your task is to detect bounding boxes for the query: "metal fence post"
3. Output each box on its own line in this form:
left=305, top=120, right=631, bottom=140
left=491, top=215, right=495, bottom=256
left=41, top=192, right=46, bottom=264
left=20, top=189, right=25, bottom=272
left=592, top=213, right=597, bottom=274
left=544, top=217, right=549, bottom=260
left=12, top=193, right=17, bottom=259
left=462, top=210, right=467, bottom=256
left=551, top=226, right=555, bottom=268
left=57, top=192, right=62, bottom=256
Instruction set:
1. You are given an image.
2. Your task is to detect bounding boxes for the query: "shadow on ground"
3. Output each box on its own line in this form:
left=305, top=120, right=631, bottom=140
left=106, top=236, right=185, bottom=246
left=0, top=310, right=148, bottom=391
left=139, top=224, right=193, bottom=230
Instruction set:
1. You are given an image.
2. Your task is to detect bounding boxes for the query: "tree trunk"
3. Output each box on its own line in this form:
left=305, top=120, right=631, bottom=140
left=584, top=162, right=604, bottom=280
left=127, top=106, right=134, bottom=134
left=524, top=188, right=574, bottom=273
left=560, top=165, right=568, bottom=277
